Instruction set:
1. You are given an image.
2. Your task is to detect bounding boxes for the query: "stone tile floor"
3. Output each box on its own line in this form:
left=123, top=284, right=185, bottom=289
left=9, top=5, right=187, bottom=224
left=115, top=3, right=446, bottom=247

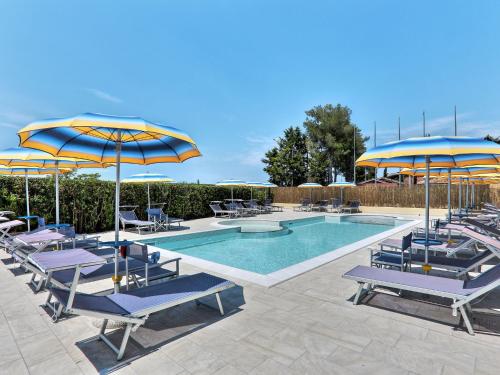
left=0, top=208, right=499, bottom=374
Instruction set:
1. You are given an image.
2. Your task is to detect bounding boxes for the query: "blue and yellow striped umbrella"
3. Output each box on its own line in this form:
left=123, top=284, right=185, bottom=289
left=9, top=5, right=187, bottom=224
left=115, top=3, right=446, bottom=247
left=0, top=167, right=71, bottom=230
left=356, top=136, right=500, bottom=167
left=122, top=173, right=175, bottom=210
left=400, top=166, right=499, bottom=177
left=356, top=136, right=500, bottom=271
left=0, top=147, right=111, bottom=225
left=215, top=179, right=247, bottom=201
left=18, top=112, right=200, bottom=291
left=298, top=182, right=323, bottom=201
left=18, top=113, right=200, bottom=164
left=328, top=182, right=356, bottom=204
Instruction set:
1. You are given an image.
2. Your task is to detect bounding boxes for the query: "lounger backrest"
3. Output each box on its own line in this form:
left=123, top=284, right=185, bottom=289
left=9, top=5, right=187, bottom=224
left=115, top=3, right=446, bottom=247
left=127, top=243, right=149, bottom=263
left=147, top=208, right=162, bottom=218
left=463, top=264, right=500, bottom=290
left=332, top=198, right=340, bottom=207
left=465, top=218, right=500, bottom=237
left=209, top=204, right=222, bottom=213
left=37, top=217, right=46, bottom=228
left=120, top=211, right=138, bottom=221
left=402, top=232, right=412, bottom=251
left=58, top=226, right=76, bottom=238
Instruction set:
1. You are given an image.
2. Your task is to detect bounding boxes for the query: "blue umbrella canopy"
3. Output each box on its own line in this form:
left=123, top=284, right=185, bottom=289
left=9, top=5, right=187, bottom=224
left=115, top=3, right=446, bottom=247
left=400, top=166, right=499, bottom=177
left=18, top=113, right=200, bottom=292
left=0, top=167, right=72, bottom=230
left=215, top=179, right=247, bottom=201
left=356, top=136, right=500, bottom=272
left=18, top=113, right=200, bottom=164
left=297, top=182, right=323, bottom=188
left=122, top=173, right=175, bottom=210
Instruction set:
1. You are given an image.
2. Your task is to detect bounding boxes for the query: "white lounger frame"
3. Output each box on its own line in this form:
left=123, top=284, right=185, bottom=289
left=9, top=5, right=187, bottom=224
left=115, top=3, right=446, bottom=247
left=56, top=279, right=234, bottom=360
left=345, top=271, right=500, bottom=335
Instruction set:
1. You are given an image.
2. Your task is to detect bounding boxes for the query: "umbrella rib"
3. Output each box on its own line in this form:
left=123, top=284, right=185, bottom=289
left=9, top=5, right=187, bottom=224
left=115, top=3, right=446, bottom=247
left=156, top=135, right=181, bottom=162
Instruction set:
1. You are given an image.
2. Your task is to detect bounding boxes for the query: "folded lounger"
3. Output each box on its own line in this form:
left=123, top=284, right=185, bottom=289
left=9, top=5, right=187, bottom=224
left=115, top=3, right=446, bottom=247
left=343, top=264, right=500, bottom=334
left=50, top=272, right=235, bottom=360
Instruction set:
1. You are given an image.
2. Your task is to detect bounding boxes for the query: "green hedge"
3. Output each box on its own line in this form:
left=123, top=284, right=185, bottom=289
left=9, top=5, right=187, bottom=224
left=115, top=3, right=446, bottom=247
left=0, top=175, right=267, bottom=234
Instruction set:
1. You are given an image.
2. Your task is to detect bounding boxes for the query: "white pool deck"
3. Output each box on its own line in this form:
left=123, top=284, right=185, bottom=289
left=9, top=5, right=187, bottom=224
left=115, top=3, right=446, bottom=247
left=1, top=207, right=499, bottom=374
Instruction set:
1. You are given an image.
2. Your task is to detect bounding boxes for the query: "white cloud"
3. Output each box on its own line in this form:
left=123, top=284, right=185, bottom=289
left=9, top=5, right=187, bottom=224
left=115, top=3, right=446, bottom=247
left=85, top=88, right=122, bottom=104
left=239, top=135, right=276, bottom=167
left=0, top=122, right=20, bottom=129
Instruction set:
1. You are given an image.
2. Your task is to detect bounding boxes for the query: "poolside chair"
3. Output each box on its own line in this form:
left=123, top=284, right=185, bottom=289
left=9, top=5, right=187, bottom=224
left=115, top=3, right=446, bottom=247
left=294, top=198, right=311, bottom=212
left=373, top=231, right=496, bottom=277
left=119, top=209, right=155, bottom=234
left=243, top=200, right=267, bottom=214
left=343, top=263, right=500, bottom=335
left=146, top=207, right=183, bottom=231
left=311, top=200, right=329, bottom=212
left=49, top=272, right=235, bottom=360
left=464, top=218, right=500, bottom=238
left=226, top=201, right=253, bottom=216
left=341, top=200, right=361, bottom=213
left=263, top=199, right=283, bottom=212
left=330, top=198, right=342, bottom=213
left=209, top=202, right=237, bottom=217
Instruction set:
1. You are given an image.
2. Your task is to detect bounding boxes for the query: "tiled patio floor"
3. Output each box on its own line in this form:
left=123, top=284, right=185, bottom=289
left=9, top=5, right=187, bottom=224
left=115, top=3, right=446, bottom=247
left=1, top=208, right=499, bottom=374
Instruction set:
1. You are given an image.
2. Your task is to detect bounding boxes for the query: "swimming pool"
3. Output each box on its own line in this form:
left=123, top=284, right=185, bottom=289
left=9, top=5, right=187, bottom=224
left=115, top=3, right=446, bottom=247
left=145, top=215, right=415, bottom=284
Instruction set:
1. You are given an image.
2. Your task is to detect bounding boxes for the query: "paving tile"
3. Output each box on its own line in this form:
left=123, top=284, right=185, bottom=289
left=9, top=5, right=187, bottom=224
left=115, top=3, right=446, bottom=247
left=0, top=330, right=23, bottom=366
left=0, top=358, right=29, bottom=375
left=242, top=331, right=306, bottom=366
left=16, top=330, right=66, bottom=368
left=28, top=352, right=83, bottom=375
left=290, top=352, right=356, bottom=375
left=249, top=358, right=300, bottom=375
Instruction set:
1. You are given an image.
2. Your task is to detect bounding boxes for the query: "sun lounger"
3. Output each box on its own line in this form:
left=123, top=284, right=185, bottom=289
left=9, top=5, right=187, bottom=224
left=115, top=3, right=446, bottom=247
left=263, top=199, right=283, bottom=212
left=0, top=219, right=25, bottom=248
left=209, top=202, right=237, bottom=217
left=464, top=218, right=500, bottom=238
left=311, top=200, right=329, bottom=212
left=343, top=263, right=500, bottom=334
left=9, top=230, right=66, bottom=265
left=49, top=272, right=235, bottom=359
left=119, top=210, right=155, bottom=234
left=341, top=200, right=361, bottom=213
left=294, top=198, right=311, bottom=212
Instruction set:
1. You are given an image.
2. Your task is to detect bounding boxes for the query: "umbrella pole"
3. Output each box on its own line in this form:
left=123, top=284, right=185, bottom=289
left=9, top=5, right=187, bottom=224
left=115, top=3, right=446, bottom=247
left=472, top=183, right=475, bottom=209
left=251, top=187, right=253, bottom=201
left=147, top=183, right=151, bottom=210
left=458, top=178, right=462, bottom=212
left=114, top=131, right=122, bottom=293
left=447, top=168, right=451, bottom=223
left=465, top=180, right=469, bottom=211
left=55, top=161, right=60, bottom=225
left=424, top=156, right=430, bottom=272
left=340, top=188, right=343, bottom=205
left=25, top=170, right=30, bottom=231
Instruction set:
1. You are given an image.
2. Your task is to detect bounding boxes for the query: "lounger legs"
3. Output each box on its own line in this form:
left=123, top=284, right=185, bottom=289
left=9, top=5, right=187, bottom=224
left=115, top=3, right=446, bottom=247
left=459, top=305, right=475, bottom=335
left=353, top=283, right=366, bottom=305
left=215, top=292, right=224, bottom=315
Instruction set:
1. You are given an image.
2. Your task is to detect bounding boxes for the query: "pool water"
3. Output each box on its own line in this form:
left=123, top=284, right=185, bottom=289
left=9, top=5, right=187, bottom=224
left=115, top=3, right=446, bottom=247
left=145, top=216, right=408, bottom=275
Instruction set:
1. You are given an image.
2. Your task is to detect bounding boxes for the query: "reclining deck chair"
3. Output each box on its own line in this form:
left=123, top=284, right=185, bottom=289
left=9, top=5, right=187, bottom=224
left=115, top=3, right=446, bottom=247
left=209, top=202, right=237, bottom=217
left=119, top=209, right=155, bottom=234
left=343, top=263, right=500, bottom=334
left=49, top=272, right=235, bottom=360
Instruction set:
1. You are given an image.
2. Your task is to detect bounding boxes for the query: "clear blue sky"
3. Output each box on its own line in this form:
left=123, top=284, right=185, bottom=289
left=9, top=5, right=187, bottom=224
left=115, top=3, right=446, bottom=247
left=1, top=0, right=499, bottom=182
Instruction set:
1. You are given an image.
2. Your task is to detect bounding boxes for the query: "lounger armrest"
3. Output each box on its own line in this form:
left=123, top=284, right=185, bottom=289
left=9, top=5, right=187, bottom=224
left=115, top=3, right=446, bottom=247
left=157, top=257, right=181, bottom=267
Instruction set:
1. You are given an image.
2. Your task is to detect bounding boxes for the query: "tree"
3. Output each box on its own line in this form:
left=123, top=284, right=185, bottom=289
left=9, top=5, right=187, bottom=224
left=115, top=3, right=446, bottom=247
left=262, top=127, right=308, bottom=186
left=303, top=104, right=369, bottom=183
left=485, top=134, right=500, bottom=144
left=307, top=139, right=329, bottom=185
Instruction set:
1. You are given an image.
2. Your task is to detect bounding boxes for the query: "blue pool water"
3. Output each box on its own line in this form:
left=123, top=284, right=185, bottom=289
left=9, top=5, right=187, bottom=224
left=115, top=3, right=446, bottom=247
left=145, top=216, right=409, bottom=275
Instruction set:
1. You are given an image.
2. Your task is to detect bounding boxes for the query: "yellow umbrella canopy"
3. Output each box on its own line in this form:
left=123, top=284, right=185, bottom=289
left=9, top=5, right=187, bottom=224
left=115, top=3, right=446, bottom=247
left=0, top=167, right=72, bottom=230
left=18, top=113, right=201, bottom=293
left=356, top=136, right=500, bottom=272
left=0, top=147, right=111, bottom=225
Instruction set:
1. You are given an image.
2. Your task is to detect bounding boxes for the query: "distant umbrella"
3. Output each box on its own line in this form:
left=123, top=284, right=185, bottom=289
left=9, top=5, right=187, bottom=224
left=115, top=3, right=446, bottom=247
left=122, top=173, right=175, bottom=211
left=0, top=167, right=71, bottom=230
